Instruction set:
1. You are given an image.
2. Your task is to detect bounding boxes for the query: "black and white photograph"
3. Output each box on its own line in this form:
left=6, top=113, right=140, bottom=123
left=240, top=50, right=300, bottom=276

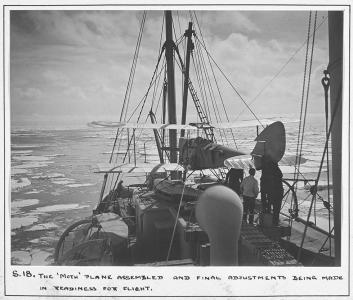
left=2, top=1, right=351, bottom=298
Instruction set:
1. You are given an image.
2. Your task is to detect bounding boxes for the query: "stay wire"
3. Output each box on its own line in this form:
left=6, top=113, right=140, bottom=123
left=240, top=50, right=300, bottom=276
left=176, top=11, right=185, bottom=54
left=150, top=17, right=166, bottom=112
left=121, top=46, right=166, bottom=164
left=126, top=53, right=165, bottom=123
left=194, top=40, right=212, bottom=121
left=166, top=183, right=187, bottom=262
left=195, top=37, right=228, bottom=145
left=297, top=12, right=318, bottom=187
left=150, top=59, right=166, bottom=113
left=111, top=11, right=146, bottom=161
left=195, top=12, right=329, bottom=211
left=195, top=40, right=218, bottom=124
left=294, top=11, right=312, bottom=192
left=323, top=70, right=332, bottom=255
left=125, top=36, right=185, bottom=163
left=191, top=52, right=207, bottom=127
left=193, top=11, right=238, bottom=149
left=189, top=17, right=212, bottom=122
left=233, top=15, right=328, bottom=121
left=105, top=11, right=146, bottom=195
left=110, top=11, right=146, bottom=168
left=154, top=76, right=166, bottom=114
left=194, top=35, right=264, bottom=128
left=192, top=12, right=229, bottom=145
left=297, top=85, right=341, bottom=263
left=123, top=11, right=147, bottom=123
left=294, top=12, right=318, bottom=220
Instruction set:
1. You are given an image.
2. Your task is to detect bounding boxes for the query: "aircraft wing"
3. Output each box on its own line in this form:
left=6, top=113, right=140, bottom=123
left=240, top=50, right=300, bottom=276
left=88, top=118, right=298, bottom=130
left=213, top=117, right=298, bottom=129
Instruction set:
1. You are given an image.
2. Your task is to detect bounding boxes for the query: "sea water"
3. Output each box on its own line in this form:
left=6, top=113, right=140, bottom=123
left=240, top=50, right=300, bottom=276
left=9, top=115, right=334, bottom=265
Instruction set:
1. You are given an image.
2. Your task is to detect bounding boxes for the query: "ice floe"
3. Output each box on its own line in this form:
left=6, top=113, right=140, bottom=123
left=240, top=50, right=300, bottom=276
left=13, top=161, right=54, bottom=169
left=102, top=150, right=127, bottom=155
left=11, top=168, right=29, bottom=175
left=32, top=235, right=56, bottom=243
left=11, top=150, right=33, bottom=155
left=35, top=204, right=90, bottom=213
left=28, top=238, right=40, bottom=243
left=44, top=154, right=65, bottom=157
left=26, top=222, right=58, bottom=231
left=13, top=155, right=51, bottom=161
left=51, top=190, right=63, bottom=196
left=67, top=183, right=95, bottom=188
left=25, top=189, right=43, bottom=194
left=12, top=199, right=40, bottom=210
left=12, top=249, right=53, bottom=265
left=31, top=173, right=65, bottom=179
left=11, top=250, right=32, bottom=265
left=28, top=236, right=56, bottom=244
left=12, top=216, right=38, bottom=230
left=51, top=178, right=76, bottom=185
left=11, top=132, right=38, bottom=136
left=11, top=178, right=31, bottom=191
left=30, top=249, right=53, bottom=265
left=11, top=144, right=45, bottom=150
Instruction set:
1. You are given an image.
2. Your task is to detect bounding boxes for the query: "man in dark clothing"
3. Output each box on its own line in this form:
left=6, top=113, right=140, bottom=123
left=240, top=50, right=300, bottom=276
left=260, top=174, right=270, bottom=213
left=225, top=168, right=243, bottom=195
left=261, top=158, right=284, bottom=226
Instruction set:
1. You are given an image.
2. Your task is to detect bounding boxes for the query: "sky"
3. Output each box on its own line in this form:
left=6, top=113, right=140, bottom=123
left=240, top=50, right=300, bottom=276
left=9, top=8, right=330, bottom=128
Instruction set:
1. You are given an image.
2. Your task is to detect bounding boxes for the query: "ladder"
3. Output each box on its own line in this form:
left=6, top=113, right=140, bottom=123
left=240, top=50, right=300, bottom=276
left=188, top=79, right=215, bottom=141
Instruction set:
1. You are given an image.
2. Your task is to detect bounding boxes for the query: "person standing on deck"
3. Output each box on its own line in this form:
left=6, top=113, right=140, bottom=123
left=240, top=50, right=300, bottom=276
left=260, top=170, right=270, bottom=213
left=261, top=158, right=284, bottom=226
left=240, top=168, right=259, bottom=224
left=269, top=163, right=284, bottom=226
left=225, top=168, right=243, bottom=195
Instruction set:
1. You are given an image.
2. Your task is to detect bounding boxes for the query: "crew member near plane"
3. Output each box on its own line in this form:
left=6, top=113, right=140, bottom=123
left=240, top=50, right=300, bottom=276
left=260, top=161, right=270, bottom=213
left=261, top=158, right=284, bottom=226
left=240, top=168, right=259, bottom=224
left=225, top=168, right=243, bottom=195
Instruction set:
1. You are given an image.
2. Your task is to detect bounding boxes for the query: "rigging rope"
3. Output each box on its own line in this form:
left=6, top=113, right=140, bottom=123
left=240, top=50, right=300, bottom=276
left=297, top=85, right=341, bottom=263
left=293, top=11, right=318, bottom=228
left=294, top=11, right=313, bottom=193
left=111, top=11, right=146, bottom=162
left=166, top=175, right=187, bottom=262
left=297, top=12, right=318, bottom=186
left=195, top=37, right=228, bottom=144
left=194, top=35, right=264, bottom=128
left=287, top=11, right=335, bottom=234
left=150, top=19, right=166, bottom=113
left=263, top=12, right=330, bottom=227
left=322, top=69, right=332, bottom=256
left=126, top=33, right=186, bottom=126
left=176, top=11, right=186, bottom=54
left=120, top=40, right=167, bottom=164
left=122, top=11, right=147, bottom=123
left=108, top=11, right=147, bottom=193
left=193, top=11, right=238, bottom=149
left=122, top=36, right=186, bottom=165
left=99, top=11, right=146, bottom=202
left=150, top=22, right=164, bottom=111
left=290, top=12, right=320, bottom=225
left=193, top=42, right=212, bottom=121
left=233, top=15, right=328, bottom=121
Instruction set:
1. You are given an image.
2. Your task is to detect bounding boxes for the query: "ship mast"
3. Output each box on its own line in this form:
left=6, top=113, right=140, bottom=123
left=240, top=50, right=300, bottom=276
left=165, top=11, right=178, bottom=163
left=181, top=22, right=194, bottom=138
left=328, top=11, right=342, bottom=266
